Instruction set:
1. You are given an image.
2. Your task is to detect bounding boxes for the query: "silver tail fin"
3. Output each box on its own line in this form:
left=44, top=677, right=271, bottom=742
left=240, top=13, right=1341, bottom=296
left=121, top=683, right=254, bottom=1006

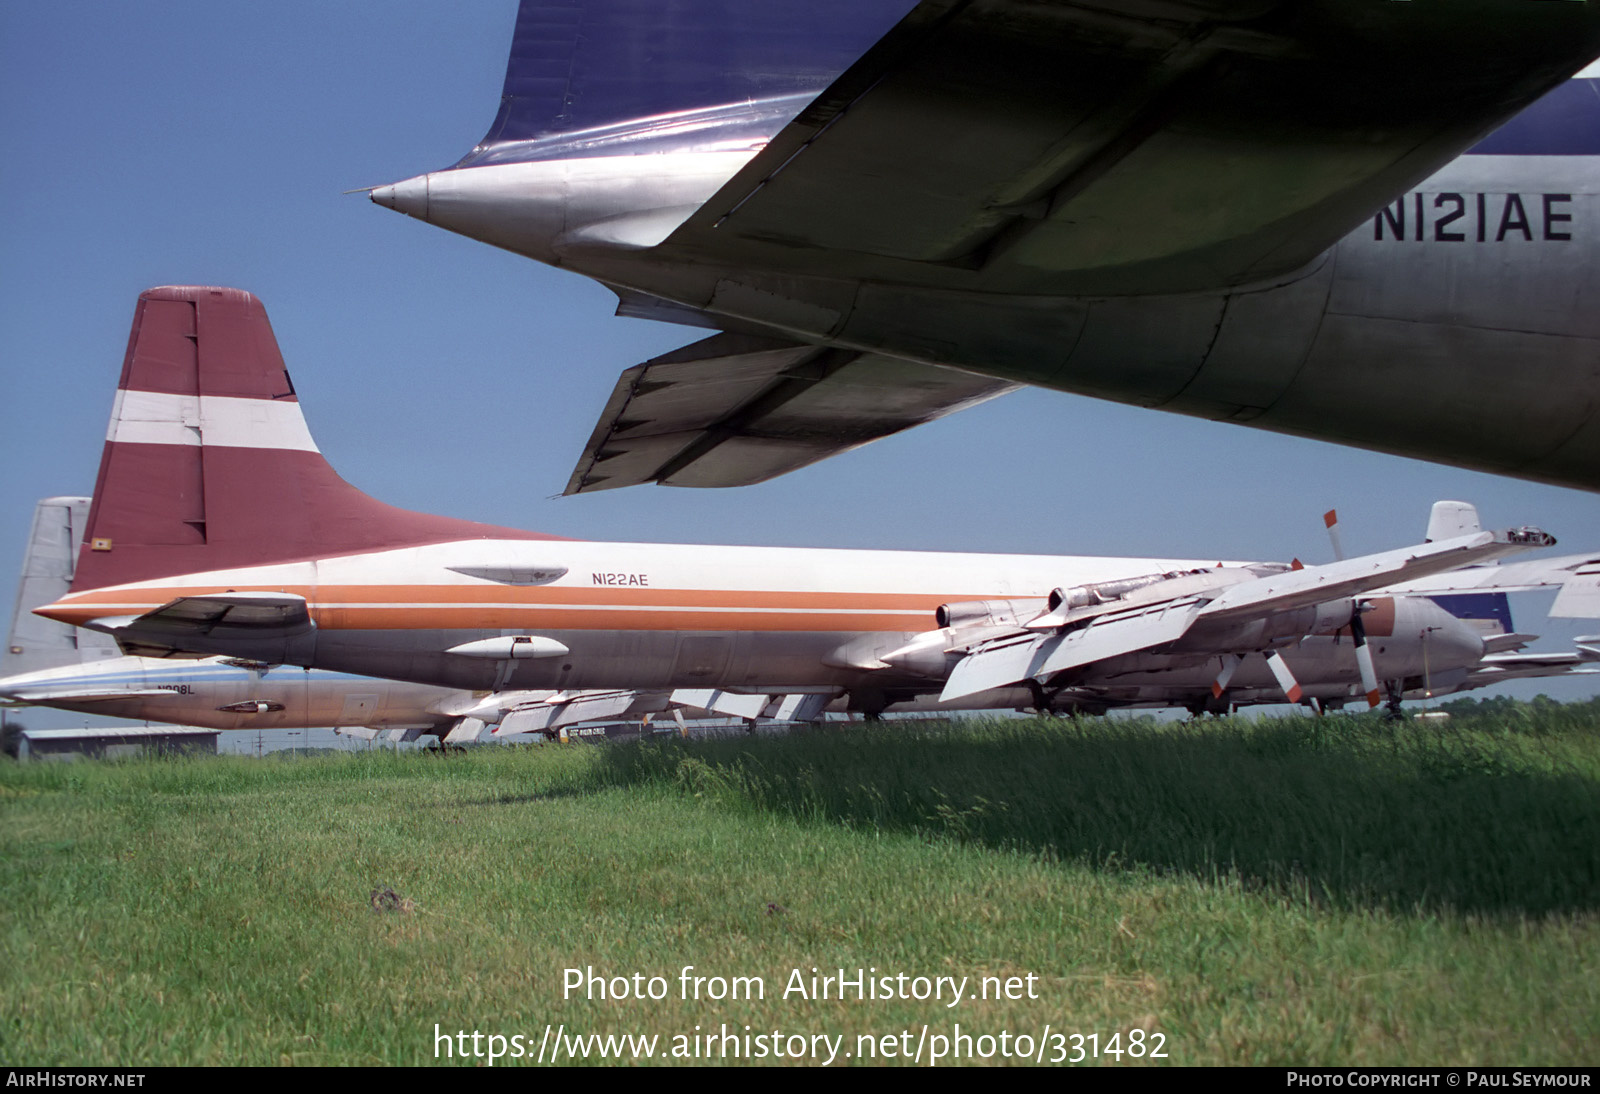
left=4, top=497, right=119, bottom=677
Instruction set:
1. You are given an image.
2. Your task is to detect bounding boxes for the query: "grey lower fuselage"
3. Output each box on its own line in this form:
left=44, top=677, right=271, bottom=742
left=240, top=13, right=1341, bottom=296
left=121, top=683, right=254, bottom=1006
left=407, top=146, right=1599, bottom=487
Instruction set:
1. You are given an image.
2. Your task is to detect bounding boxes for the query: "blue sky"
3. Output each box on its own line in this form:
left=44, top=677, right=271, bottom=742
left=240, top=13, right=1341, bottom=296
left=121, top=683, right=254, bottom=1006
left=3, top=0, right=1598, bottom=719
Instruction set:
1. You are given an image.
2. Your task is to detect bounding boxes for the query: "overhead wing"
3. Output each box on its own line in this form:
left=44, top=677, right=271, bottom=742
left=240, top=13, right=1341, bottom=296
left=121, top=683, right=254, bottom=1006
left=671, top=0, right=1600, bottom=294
left=564, top=333, right=1016, bottom=493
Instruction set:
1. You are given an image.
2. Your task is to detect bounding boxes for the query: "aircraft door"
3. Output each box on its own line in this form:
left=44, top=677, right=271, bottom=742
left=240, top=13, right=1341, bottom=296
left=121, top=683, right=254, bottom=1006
left=337, top=693, right=381, bottom=726
left=672, top=635, right=732, bottom=685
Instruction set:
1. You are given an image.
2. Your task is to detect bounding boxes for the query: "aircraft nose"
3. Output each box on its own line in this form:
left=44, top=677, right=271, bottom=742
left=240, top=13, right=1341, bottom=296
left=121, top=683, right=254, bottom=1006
left=370, top=174, right=430, bottom=220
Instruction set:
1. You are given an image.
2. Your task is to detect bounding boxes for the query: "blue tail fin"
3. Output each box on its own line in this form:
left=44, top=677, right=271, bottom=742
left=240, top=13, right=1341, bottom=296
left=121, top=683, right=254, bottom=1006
left=460, top=0, right=917, bottom=164
left=1429, top=592, right=1515, bottom=637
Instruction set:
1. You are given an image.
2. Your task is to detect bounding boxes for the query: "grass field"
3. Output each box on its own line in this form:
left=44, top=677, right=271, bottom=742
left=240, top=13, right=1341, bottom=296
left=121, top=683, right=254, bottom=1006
left=2, top=706, right=1597, bottom=1066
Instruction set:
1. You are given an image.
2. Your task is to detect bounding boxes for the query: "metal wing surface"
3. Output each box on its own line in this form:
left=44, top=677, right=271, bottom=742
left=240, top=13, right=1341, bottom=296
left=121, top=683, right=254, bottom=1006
left=941, top=598, right=1203, bottom=701
left=1197, top=531, right=1552, bottom=623
left=564, top=332, right=1017, bottom=493
left=669, top=0, right=1600, bottom=295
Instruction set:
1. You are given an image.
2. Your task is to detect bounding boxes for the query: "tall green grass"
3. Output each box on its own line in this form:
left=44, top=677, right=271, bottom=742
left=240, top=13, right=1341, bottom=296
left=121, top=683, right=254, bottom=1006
left=2, top=711, right=1596, bottom=1066
left=601, top=713, right=1600, bottom=917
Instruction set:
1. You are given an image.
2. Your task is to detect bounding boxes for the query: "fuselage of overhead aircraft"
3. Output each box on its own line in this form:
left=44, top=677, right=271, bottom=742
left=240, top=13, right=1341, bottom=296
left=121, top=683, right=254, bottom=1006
left=30, top=288, right=1562, bottom=718
left=371, top=1, right=1600, bottom=493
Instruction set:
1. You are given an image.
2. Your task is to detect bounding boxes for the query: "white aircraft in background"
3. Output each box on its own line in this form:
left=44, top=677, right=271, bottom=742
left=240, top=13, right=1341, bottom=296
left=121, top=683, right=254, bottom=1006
left=0, top=498, right=799, bottom=743
left=370, top=1, right=1600, bottom=492
left=29, top=287, right=1587, bottom=723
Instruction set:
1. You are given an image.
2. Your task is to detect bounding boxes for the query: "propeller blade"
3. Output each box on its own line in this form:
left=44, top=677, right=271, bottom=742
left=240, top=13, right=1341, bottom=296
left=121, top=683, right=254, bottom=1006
left=1266, top=650, right=1304, bottom=703
left=1211, top=653, right=1244, bottom=698
left=1325, top=509, right=1345, bottom=562
left=1348, top=608, right=1382, bottom=708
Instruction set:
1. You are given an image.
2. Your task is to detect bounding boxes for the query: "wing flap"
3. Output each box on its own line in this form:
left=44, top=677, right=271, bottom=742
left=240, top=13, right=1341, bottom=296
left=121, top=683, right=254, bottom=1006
left=565, top=333, right=1016, bottom=493
left=941, top=598, right=1202, bottom=702
left=498, top=690, right=642, bottom=735
left=670, top=688, right=772, bottom=720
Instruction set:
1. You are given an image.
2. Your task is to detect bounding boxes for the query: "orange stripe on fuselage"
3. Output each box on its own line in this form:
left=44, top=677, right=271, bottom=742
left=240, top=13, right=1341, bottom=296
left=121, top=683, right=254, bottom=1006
left=43, top=583, right=1002, bottom=633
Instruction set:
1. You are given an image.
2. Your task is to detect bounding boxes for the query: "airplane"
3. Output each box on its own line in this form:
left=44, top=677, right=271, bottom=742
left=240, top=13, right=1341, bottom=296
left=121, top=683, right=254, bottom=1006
left=0, top=498, right=1119, bottom=738
left=370, top=1, right=1600, bottom=493
left=15, top=499, right=1484, bottom=738
left=29, top=287, right=1572, bottom=725
left=0, top=497, right=480, bottom=743
left=0, top=498, right=766, bottom=743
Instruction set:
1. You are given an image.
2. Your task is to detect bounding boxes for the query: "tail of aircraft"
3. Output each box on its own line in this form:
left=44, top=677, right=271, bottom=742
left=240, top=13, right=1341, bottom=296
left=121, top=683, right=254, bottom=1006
left=1420, top=500, right=1515, bottom=637
left=459, top=0, right=917, bottom=165
left=1429, top=592, right=1516, bottom=638
left=4, top=498, right=120, bottom=677
left=71, top=287, right=556, bottom=594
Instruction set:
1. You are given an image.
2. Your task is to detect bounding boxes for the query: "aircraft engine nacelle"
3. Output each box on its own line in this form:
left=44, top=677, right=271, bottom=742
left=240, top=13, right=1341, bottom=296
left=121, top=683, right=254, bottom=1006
left=1177, top=598, right=1364, bottom=654
left=935, top=599, right=1047, bottom=629
left=1047, top=572, right=1185, bottom=612
left=1047, top=566, right=1267, bottom=615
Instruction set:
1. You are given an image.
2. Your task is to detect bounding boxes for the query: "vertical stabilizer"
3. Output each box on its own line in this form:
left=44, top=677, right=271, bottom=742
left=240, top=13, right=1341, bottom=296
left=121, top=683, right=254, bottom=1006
left=1429, top=592, right=1515, bottom=638
left=72, top=287, right=557, bottom=593
left=462, top=0, right=917, bottom=163
left=4, top=498, right=119, bottom=676
left=1426, top=500, right=1483, bottom=543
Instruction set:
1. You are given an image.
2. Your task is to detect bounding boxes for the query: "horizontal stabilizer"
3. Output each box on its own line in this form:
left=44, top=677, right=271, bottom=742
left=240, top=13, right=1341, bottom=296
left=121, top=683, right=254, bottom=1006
left=77, top=593, right=315, bottom=660
left=0, top=685, right=179, bottom=705
left=111, top=593, right=314, bottom=635
left=1482, top=633, right=1539, bottom=655
left=1464, top=646, right=1600, bottom=688
left=1551, top=565, right=1600, bottom=619
left=565, top=333, right=1016, bottom=493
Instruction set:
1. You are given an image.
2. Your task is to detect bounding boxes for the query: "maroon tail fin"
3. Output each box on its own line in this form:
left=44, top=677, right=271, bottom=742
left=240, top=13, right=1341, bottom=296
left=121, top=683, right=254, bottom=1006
left=73, top=287, right=557, bottom=592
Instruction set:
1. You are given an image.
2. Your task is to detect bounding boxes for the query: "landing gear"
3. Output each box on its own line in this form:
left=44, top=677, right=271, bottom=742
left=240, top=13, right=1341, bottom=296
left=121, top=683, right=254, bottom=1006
left=1383, top=682, right=1405, bottom=721
left=1026, top=679, right=1057, bottom=715
left=1186, top=691, right=1234, bottom=718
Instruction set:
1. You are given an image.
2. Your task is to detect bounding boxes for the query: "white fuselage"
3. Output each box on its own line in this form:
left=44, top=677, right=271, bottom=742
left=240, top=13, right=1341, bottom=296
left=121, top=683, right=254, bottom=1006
left=42, top=538, right=1483, bottom=708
